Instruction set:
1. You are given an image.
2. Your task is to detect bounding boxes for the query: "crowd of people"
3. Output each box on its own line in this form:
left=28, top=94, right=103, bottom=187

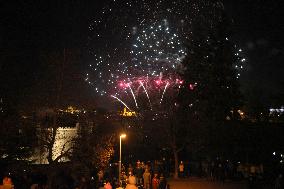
left=98, top=160, right=169, bottom=189
left=177, top=159, right=265, bottom=181
left=1, top=159, right=283, bottom=188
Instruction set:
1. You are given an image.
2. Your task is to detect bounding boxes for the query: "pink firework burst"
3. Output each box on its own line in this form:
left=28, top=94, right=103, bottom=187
left=111, top=74, right=183, bottom=111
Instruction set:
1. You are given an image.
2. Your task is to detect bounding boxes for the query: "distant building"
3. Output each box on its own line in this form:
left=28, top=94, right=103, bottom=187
left=269, top=106, right=284, bottom=115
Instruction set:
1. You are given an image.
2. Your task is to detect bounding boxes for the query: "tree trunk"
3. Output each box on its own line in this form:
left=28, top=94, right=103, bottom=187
left=47, top=126, right=57, bottom=164
left=170, top=123, right=179, bottom=179
left=173, top=148, right=179, bottom=179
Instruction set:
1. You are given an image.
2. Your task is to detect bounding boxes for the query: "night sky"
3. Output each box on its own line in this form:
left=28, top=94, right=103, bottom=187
left=1, top=0, right=283, bottom=110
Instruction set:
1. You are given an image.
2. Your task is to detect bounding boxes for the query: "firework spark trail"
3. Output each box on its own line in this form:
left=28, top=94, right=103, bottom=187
left=140, top=81, right=152, bottom=110
left=111, top=95, right=132, bottom=111
left=135, top=84, right=143, bottom=95
left=128, top=83, right=138, bottom=108
left=160, top=82, right=169, bottom=104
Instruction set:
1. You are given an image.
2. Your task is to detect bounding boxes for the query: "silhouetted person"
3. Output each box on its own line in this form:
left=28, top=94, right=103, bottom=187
left=275, top=174, right=283, bottom=189
left=152, top=173, right=159, bottom=189
left=159, top=173, right=167, bottom=189
left=143, top=168, right=151, bottom=189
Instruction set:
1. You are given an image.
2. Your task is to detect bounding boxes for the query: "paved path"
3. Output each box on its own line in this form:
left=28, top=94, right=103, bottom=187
left=167, top=177, right=248, bottom=189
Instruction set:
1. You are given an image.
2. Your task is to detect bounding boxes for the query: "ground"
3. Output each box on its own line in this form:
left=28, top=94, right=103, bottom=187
left=167, top=177, right=248, bottom=189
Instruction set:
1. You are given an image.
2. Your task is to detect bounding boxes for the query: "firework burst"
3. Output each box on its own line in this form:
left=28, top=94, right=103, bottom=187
left=85, top=0, right=246, bottom=110
left=112, top=74, right=183, bottom=111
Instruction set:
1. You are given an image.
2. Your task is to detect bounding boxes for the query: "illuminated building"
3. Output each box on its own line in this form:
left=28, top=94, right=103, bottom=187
left=121, top=107, right=137, bottom=117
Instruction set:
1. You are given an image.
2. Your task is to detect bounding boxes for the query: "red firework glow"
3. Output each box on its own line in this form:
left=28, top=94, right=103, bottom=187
left=155, top=80, right=162, bottom=85
left=189, top=83, right=197, bottom=90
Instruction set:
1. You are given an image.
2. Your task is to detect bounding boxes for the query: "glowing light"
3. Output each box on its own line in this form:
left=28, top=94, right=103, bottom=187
left=155, top=80, right=162, bottom=85
left=119, top=82, right=127, bottom=88
left=121, top=107, right=137, bottom=117
left=237, top=110, right=245, bottom=119
left=176, top=79, right=184, bottom=85
left=189, top=83, right=195, bottom=90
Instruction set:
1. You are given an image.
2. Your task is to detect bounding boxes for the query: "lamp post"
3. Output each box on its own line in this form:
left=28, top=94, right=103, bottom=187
left=119, top=133, right=126, bottom=185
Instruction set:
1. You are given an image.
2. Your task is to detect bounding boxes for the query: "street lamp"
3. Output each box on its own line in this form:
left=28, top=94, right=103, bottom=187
left=119, top=133, right=126, bottom=185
